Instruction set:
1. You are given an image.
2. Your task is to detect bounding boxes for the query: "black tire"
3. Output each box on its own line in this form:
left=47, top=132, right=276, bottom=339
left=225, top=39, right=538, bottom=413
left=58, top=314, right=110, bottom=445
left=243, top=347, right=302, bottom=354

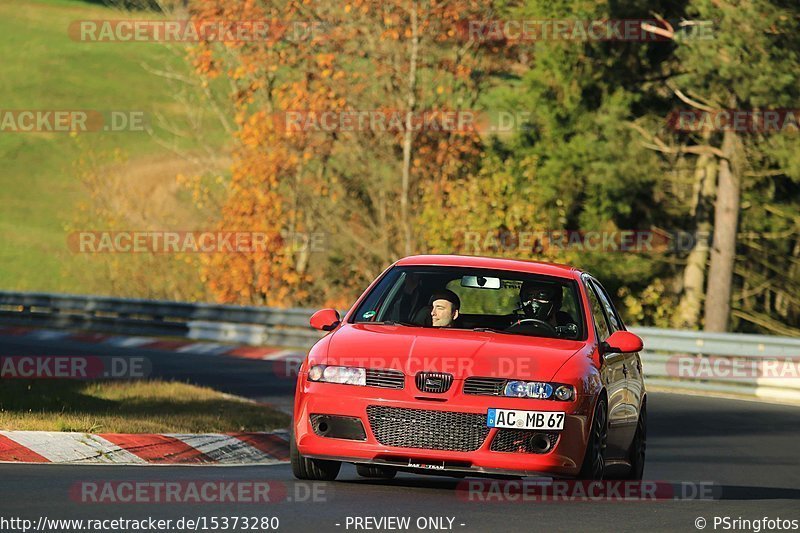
left=627, top=404, right=647, bottom=480
left=577, top=396, right=608, bottom=480
left=356, top=464, right=397, bottom=479
left=290, top=428, right=341, bottom=481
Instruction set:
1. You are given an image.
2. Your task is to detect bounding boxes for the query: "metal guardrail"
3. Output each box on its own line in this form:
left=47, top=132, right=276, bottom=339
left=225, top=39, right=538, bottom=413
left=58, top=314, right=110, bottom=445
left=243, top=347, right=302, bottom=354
left=0, top=291, right=324, bottom=348
left=632, top=326, right=800, bottom=358
left=631, top=326, right=800, bottom=404
left=1, top=291, right=798, bottom=404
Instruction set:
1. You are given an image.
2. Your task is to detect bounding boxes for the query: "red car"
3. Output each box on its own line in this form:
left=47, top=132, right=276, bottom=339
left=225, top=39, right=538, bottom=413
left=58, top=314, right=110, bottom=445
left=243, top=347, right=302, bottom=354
left=291, top=255, right=646, bottom=481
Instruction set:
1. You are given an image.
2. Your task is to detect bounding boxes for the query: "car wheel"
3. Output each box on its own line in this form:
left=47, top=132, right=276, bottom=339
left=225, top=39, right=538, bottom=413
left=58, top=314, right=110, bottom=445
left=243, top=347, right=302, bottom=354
left=290, top=427, right=341, bottom=481
left=356, top=464, right=397, bottom=479
left=627, top=404, right=647, bottom=480
left=578, top=396, right=607, bottom=480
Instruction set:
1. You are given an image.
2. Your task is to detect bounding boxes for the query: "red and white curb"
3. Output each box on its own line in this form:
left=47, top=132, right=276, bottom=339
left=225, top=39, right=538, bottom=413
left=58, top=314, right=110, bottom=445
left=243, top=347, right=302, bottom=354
left=0, top=430, right=290, bottom=465
left=0, top=326, right=303, bottom=361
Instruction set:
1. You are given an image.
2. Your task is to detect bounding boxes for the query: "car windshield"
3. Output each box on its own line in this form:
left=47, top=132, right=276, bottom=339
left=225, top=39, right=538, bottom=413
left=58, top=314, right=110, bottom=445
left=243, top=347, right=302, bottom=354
left=351, top=266, right=586, bottom=341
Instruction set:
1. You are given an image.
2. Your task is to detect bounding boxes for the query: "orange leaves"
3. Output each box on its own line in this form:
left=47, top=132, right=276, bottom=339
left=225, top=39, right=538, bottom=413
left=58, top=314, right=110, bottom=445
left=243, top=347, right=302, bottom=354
left=229, top=65, right=248, bottom=80
left=190, top=47, right=219, bottom=78
left=186, top=0, right=503, bottom=307
left=315, top=53, right=336, bottom=68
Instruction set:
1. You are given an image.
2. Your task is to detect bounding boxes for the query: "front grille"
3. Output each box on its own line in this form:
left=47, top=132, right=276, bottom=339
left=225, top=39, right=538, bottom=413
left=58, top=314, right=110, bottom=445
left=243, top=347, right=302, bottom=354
left=365, top=368, right=405, bottom=389
left=463, top=377, right=506, bottom=396
left=415, top=372, right=453, bottom=393
left=490, top=429, right=560, bottom=454
left=366, top=405, right=489, bottom=452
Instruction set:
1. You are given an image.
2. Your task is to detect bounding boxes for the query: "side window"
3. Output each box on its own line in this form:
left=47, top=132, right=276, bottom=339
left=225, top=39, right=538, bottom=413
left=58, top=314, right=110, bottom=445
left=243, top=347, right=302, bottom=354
left=353, top=268, right=403, bottom=322
left=584, top=279, right=611, bottom=341
left=590, top=279, right=621, bottom=333
left=375, top=272, right=408, bottom=321
left=559, top=285, right=580, bottom=325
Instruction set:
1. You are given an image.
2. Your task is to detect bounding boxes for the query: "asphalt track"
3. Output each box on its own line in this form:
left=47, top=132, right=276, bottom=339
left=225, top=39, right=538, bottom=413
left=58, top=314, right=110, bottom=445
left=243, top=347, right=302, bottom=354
left=1, top=333, right=799, bottom=533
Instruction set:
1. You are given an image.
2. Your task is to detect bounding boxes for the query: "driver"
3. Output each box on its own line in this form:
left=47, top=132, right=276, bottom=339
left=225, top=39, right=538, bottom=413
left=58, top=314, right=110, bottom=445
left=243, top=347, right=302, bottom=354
left=517, top=280, right=577, bottom=336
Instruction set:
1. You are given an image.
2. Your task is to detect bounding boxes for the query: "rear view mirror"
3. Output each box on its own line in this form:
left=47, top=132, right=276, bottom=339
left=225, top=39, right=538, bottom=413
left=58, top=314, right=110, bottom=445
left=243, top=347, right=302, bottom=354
left=601, top=330, right=644, bottom=354
left=461, top=276, right=501, bottom=289
left=310, top=308, right=341, bottom=331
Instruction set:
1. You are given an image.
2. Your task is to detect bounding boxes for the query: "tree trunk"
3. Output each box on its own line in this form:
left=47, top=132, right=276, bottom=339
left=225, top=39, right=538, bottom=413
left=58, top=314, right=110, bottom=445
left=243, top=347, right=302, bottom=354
left=775, top=238, right=799, bottom=321
left=673, top=152, right=717, bottom=328
left=400, top=5, right=419, bottom=257
left=704, top=128, right=741, bottom=332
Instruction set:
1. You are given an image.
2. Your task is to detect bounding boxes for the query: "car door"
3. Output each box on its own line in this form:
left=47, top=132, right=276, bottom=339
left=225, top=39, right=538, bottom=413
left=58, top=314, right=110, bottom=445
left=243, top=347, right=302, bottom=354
left=589, top=277, right=639, bottom=449
left=582, top=275, right=629, bottom=460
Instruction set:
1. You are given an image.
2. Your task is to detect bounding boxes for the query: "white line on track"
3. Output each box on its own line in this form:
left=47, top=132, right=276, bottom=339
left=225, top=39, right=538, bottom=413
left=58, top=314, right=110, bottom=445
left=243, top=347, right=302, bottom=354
left=101, top=337, right=158, bottom=348
left=175, top=343, right=233, bottom=355
left=260, top=350, right=305, bottom=361
left=26, top=330, right=72, bottom=341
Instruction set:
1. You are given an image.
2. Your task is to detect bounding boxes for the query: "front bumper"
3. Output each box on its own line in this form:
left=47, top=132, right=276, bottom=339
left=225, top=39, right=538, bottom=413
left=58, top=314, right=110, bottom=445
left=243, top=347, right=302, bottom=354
left=294, top=376, right=595, bottom=478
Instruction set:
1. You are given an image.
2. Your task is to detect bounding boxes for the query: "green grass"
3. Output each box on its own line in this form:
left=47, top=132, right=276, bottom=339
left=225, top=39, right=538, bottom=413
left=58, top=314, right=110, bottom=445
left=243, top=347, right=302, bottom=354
left=0, top=0, right=227, bottom=293
left=0, top=379, right=289, bottom=433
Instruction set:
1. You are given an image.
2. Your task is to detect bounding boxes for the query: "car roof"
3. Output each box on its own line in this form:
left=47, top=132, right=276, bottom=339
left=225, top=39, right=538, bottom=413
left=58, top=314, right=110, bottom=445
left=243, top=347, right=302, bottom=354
left=394, top=254, right=582, bottom=279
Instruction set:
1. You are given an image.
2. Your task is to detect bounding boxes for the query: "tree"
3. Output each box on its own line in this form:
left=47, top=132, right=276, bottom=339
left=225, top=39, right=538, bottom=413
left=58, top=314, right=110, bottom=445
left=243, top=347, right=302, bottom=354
left=188, top=0, right=497, bottom=306
left=421, top=0, right=679, bottom=325
left=654, top=0, right=800, bottom=332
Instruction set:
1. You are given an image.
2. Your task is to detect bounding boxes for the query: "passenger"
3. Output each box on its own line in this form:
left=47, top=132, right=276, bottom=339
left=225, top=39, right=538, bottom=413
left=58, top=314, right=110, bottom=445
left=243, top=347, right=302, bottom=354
left=429, top=289, right=460, bottom=328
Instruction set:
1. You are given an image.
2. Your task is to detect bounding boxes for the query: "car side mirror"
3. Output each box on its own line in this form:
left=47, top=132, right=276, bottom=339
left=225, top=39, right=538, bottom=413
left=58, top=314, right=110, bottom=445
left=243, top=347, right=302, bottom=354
left=600, top=330, right=643, bottom=355
left=310, top=308, right=341, bottom=331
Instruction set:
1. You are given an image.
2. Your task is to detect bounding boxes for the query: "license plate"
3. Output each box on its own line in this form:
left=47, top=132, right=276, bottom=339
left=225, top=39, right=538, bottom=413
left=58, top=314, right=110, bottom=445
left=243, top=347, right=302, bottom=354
left=487, top=408, right=565, bottom=430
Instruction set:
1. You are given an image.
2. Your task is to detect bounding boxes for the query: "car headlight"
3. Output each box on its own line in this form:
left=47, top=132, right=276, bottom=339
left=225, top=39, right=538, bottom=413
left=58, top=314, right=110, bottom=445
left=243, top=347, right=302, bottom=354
left=308, top=365, right=324, bottom=381
left=308, top=365, right=366, bottom=386
left=503, top=381, right=574, bottom=401
left=504, top=381, right=530, bottom=397
left=553, top=384, right=574, bottom=401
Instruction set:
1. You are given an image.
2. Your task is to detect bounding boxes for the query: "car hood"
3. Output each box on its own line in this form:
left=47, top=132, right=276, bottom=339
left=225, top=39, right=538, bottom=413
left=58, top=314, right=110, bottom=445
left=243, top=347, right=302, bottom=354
left=325, top=323, right=585, bottom=380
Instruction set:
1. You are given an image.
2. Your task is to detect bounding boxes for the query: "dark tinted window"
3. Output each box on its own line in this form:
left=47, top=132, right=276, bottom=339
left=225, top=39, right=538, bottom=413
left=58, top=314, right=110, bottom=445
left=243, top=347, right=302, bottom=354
left=590, top=279, right=621, bottom=333
left=584, top=279, right=610, bottom=342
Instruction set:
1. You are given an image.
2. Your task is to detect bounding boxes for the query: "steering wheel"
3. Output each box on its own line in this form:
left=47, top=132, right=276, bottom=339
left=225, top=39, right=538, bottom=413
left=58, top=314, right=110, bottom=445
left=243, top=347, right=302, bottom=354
left=506, top=318, right=557, bottom=336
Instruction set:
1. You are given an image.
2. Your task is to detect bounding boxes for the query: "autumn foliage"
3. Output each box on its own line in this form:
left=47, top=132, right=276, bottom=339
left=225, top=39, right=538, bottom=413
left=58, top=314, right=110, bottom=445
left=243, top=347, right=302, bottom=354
left=188, top=0, right=494, bottom=307
left=178, top=0, right=800, bottom=335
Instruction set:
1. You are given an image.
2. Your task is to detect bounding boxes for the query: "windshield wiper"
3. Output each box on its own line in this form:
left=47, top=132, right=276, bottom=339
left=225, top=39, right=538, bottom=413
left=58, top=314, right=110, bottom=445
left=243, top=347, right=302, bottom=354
left=472, top=327, right=514, bottom=335
left=369, top=320, right=417, bottom=327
